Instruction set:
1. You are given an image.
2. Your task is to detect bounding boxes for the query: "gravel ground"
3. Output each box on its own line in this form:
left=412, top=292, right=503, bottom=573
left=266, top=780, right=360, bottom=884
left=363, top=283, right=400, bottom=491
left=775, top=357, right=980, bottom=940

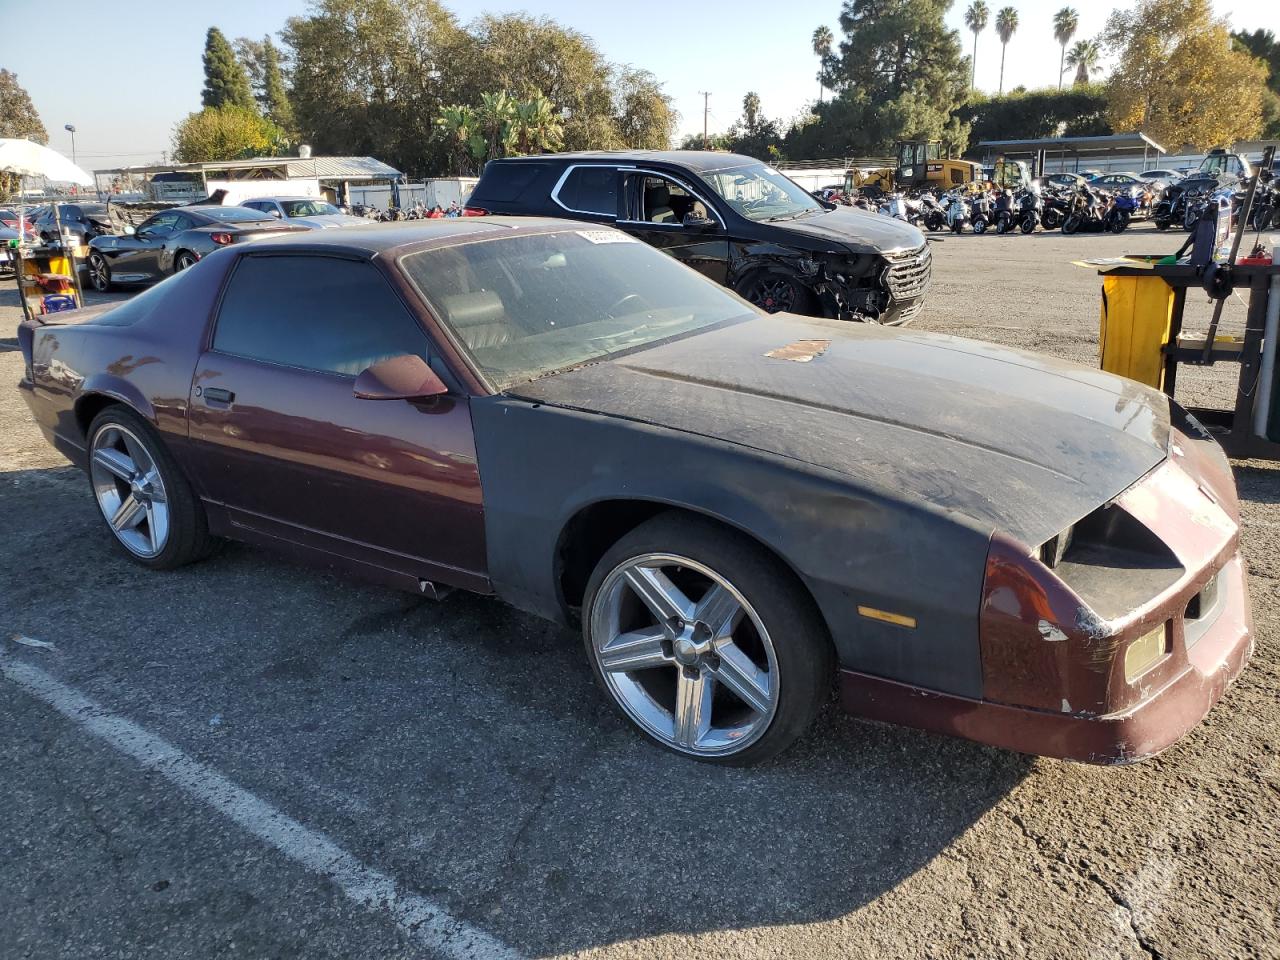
left=2, top=222, right=1279, bottom=960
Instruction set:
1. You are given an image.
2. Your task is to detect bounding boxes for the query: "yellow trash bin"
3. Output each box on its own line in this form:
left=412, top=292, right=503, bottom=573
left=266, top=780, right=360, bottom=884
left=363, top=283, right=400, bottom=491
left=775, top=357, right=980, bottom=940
left=1098, top=274, right=1175, bottom=389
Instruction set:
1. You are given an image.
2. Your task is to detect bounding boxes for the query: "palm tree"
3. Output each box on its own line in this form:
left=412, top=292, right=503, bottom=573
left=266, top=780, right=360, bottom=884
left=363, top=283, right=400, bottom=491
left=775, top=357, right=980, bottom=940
left=964, top=1, right=990, bottom=91
left=1053, top=7, right=1079, bottom=90
left=1064, top=39, right=1102, bottom=86
left=510, top=95, right=563, bottom=155
left=435, top=105, right=479, bottom=175
left=812, top=26, right=834, bottom=103
left=995, top=7, right=1019, bottom=95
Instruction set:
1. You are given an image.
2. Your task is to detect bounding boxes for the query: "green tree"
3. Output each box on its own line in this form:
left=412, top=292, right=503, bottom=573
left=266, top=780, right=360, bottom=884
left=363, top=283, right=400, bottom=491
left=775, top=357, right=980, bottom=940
left=995, top=7, right=1018, bottom=95
left=1053, top=8, right=1079, bottom=90
left=964, top=1, right=990, bottom=90
left=0, top=69, right=49, bottom=200
left=435, top=105, right=483, bottom=175
left=283, top=0, right=468, bottom=177
left=1102, top=0, right=1264, bottom=149
left=172, top=105, right=285, bottom=162
left=202, top=27, right=255, bottom=110
left=612, top=68, right=676, bottom=149
left=235, top=36, right=294, bottom=132
left=1234, top=29, right=1280, bottom=137
left=791, top=0, right=970, bottom=158
left=1065, top=39, right=1102, bottom=86
left=957, top=84, right=1110, bottom=144
left=812, top=26, right=834, bottom=103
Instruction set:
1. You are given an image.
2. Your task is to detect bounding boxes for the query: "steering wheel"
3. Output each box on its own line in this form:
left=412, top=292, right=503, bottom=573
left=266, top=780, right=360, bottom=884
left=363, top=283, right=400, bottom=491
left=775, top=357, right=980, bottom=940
left=605, top=293, right=647, bottom=317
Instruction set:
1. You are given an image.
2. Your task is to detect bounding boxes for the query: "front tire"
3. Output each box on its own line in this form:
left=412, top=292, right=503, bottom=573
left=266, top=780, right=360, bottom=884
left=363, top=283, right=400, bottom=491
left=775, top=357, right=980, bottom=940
left=87, top=406, right=218, bottom=569
left=87, top=252, right=112, bottom=291
left=737, top=269, right=817, bottom=316
left=583, top=514, right=833, bottom=765
left=1062, top=214, right=1081, bottom=235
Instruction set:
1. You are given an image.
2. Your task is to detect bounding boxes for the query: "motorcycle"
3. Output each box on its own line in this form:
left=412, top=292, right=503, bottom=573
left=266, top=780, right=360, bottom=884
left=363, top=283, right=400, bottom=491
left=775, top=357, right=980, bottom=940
left=916, top=191, right=947, bottom=231
left=993, top=190, right=1017, bottom=234
left=1106, top=190, right=1141, bottom=233
left=1061, top=184, right=1108, bottom=234
left=1040, top=188, right=1070, bottom=230
left=1018, top=184, right=1044, bottom=233
left=943, top=191, right=971, bottom=233
left=970, top=190, right=993, bottom=234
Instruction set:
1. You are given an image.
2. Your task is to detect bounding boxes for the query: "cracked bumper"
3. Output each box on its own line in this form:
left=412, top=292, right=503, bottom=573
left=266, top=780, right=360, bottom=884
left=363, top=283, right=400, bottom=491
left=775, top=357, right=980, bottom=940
left=839, top=555, right=1253, bottom=764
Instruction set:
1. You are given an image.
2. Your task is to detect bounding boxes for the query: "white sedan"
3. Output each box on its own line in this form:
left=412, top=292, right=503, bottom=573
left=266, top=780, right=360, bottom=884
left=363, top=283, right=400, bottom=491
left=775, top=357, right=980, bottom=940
left=240, top=196, right=368, bottom=229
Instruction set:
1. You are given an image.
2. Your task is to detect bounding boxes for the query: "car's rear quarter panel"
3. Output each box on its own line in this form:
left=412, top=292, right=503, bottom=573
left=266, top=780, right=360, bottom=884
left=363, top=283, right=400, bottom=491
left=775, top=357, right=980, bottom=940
left=20, top=252, right=231, bottom=470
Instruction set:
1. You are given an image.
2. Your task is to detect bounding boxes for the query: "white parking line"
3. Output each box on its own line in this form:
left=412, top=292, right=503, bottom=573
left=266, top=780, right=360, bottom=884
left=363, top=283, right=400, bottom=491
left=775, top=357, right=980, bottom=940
left=1, top=654, right=522, bottom=960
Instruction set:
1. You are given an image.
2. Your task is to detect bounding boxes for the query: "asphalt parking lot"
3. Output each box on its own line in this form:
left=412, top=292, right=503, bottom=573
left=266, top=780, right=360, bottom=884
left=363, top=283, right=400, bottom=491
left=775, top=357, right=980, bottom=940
left=3, top=223, right=1279, bottom=960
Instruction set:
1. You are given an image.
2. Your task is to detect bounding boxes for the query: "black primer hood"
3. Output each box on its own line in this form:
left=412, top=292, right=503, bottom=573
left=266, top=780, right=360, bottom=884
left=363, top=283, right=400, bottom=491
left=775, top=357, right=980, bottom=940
left=758, top=205, right=927, bottom=256
left=509, top=314, right=1170, bottom=546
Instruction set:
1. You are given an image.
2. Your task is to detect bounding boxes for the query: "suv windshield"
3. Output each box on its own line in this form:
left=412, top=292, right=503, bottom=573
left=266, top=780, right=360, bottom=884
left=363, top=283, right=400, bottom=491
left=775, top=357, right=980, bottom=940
left=282, top=199, right=341, bottom=217
left=698, top=163, right=823, bottom=222
left=400, top=229, right=751, bottom=389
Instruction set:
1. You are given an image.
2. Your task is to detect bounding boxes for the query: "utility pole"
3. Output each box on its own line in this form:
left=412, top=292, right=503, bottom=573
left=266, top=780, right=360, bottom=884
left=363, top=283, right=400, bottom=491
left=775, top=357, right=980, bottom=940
left=698, top=91, right=710, bottom=149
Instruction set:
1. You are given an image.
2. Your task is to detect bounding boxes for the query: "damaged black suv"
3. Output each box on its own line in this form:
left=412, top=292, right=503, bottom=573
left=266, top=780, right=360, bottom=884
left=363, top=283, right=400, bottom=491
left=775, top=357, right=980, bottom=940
left=466, top=150, right=931, bottom=325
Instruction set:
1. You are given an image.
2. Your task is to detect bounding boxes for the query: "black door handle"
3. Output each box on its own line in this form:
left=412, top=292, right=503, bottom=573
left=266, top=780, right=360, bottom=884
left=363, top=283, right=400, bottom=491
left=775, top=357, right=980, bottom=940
left=204, top=387, right=235, bottom=405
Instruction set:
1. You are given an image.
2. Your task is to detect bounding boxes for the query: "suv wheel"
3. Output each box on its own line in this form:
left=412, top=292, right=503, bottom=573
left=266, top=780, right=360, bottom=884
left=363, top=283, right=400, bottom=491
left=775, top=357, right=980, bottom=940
left=738, top=270, right=816, bottom=316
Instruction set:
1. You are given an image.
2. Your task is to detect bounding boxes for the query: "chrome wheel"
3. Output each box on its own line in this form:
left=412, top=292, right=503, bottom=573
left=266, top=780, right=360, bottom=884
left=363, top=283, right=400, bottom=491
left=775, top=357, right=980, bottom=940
left=175, top=252, right=196, bottom=272
left=89, top=424, right=170, bottom=558
left=589, top=553, right=779, bottom=757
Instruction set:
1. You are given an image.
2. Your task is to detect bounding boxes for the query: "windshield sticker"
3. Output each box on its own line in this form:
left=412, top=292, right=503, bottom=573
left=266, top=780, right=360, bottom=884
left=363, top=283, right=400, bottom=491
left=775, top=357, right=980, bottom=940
left=576, top=230, right=638, bottom=245
left=766, top=339, right=831, bottom=363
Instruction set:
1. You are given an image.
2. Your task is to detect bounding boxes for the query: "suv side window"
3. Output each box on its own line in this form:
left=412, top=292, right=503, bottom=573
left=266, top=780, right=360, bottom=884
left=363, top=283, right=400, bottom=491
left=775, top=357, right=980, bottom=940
left=212, top=255, right=429, bottom=376
left=623, top=173, right=710, bottom=225
left=554, top=166, right=618, bottom=217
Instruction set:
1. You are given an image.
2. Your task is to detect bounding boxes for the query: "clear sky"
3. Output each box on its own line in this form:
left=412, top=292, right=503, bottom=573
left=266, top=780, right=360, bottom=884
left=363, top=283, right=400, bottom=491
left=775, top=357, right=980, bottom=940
left=2, top=0, right=1276, bottom=172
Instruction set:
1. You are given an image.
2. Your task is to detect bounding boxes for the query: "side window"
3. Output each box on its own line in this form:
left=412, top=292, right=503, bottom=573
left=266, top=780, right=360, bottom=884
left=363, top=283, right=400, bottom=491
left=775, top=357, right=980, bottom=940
left=555, top=166, right=617, bottom=217
left=629, top=174, right=708, bottom=225
left=212, top=255, right=429, bottom=377
left=243, top=201, right=265, bottom=212
left=142, top=213, right=181, bottom=237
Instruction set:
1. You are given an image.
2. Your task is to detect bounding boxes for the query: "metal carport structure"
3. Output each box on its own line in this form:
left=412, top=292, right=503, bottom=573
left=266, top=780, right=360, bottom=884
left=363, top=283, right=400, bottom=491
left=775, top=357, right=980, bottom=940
left=975, top=132, right=1166, bottom=175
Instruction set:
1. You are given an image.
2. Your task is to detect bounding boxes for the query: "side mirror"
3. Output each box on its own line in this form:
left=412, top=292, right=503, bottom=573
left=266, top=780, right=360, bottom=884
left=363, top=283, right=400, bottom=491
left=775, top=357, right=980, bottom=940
left=354, top=354, right=449, bottom=401
left=270, top=209, right=282, bottom=218
left=682, top=212, right=716, bottom=230
left=123, top=225, right=136, bottom=236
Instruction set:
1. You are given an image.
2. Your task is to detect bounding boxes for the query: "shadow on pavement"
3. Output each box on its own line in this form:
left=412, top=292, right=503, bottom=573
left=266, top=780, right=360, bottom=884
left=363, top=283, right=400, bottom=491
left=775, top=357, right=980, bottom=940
left=0, top=463, right=1031, bottom=957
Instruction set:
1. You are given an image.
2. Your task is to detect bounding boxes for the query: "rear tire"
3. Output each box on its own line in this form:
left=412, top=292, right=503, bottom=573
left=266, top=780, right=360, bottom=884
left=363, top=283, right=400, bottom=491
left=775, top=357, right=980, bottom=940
left=175, top=251, right=197, bottom=272
left=582, top=513, right=833, bottom=765
left=87, top=406, right=218, bottom=570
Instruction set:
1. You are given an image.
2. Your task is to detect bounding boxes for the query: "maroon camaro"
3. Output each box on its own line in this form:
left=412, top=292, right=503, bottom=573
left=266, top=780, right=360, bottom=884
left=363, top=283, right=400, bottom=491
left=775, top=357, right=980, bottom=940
left=17, top=218, right=1251, bottom=765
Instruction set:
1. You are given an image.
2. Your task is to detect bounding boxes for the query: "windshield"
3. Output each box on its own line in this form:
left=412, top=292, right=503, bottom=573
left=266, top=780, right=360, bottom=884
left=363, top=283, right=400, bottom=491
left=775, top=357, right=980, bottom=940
left=282, top=199, right=341, bottom=217
left=400, top=230, right=752, bottom=389
left=199, top=206, right=276, bottom=223
left=698, top=163, right=823, bottom=222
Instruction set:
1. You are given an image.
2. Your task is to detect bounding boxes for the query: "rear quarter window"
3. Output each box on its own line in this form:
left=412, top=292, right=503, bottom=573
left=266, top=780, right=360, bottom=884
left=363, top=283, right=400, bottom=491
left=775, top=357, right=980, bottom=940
left=473, top=162, right=546, bottom=203
left=556, top=166, right=618, bottom=216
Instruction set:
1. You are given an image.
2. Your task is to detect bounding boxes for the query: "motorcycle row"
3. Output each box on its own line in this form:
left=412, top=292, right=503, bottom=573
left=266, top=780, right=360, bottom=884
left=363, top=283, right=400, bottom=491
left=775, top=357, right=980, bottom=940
left=1152, top=172, right=1279, bottom=234
left=836, top=180, right=1153, bottom=236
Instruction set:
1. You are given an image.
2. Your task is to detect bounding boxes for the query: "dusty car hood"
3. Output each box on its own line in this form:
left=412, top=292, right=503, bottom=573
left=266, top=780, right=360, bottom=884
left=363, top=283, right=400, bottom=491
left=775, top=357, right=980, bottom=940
left=765, top=206, right=926, bottom=255
left=510, top=315, right=1170, bottom=546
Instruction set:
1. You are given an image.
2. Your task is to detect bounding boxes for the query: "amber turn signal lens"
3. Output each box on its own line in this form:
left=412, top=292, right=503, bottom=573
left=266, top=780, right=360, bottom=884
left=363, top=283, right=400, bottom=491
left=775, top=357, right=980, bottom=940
left=1124, top=623, right=1168, bottom=682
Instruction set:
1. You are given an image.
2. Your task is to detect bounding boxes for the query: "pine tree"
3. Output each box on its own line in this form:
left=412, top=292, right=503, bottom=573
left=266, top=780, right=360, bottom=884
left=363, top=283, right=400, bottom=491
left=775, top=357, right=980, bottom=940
left=806, top=0, right=971, bottom=156
left=202, top=27, right=255, bottom=110
left=260, top=38, right=294, bottom=132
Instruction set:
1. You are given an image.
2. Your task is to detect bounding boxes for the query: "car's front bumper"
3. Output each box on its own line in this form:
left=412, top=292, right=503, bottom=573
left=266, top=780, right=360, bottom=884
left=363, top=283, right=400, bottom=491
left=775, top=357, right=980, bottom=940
left=839, top=551, right=1252, bottom=764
